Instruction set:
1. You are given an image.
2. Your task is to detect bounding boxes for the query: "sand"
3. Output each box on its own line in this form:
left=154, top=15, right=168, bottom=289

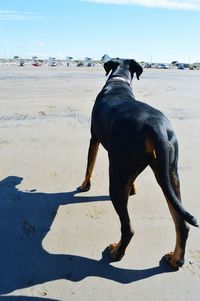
left=0, top=65, right=200, bottom=300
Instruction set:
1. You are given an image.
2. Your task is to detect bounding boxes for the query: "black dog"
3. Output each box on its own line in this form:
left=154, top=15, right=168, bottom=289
left=80, top=58, right=198, bottom=268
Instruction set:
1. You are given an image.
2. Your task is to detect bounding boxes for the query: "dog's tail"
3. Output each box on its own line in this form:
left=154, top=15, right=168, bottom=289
left=151, top=127, right=199, bottom=227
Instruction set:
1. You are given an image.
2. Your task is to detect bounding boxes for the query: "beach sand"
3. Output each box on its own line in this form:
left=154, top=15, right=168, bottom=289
left=0, top=65, right=200, bottom=300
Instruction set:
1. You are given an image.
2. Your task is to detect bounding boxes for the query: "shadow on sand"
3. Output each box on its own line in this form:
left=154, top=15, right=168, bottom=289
left=0, top=176, right=176, bottom=297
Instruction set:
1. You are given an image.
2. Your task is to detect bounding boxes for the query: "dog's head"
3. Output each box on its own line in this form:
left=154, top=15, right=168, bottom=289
left=104, top=58, right=143, bottom=80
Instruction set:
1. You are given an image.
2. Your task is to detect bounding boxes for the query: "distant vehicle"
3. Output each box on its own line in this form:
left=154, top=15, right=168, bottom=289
left=14, top=57, right=25, bottom=67
left=32, top=61, right=42, bottom=67
left=65, top=56, right=74, bottom=67
left=32, top=56, right=42, bottom=67
left=177, top=65, right=185, bottom=70
left=142, top=63, right=152, bottom=68
left=176, top=63, right=189, bottom=69
left=77, top=62, right=84, bottom=67
left=85, top=62, right=93, bottom=67
left=18, top=59, right=25, bottom=67
left=159, top=63, right=169, bottom=69
left=84, top=57, right=94, bottom=67
left=48, top=57, right=57, bottom=67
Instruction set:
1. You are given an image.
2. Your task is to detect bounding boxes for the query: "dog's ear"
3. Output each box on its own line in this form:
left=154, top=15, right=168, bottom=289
left=129, top=60, right=143, bottom=80
left=104, top=60, right=119, bottom=76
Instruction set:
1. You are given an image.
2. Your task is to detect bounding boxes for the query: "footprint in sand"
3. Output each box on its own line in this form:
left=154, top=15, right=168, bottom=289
left=186, top=249, right=200, bottom=277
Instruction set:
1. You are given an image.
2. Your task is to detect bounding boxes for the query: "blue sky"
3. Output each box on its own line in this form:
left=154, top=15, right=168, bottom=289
left=0, top=0, right=200, bottom=63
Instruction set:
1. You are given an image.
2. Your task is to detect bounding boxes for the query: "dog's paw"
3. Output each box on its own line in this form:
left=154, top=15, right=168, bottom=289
left=79, top=180, right=91, bottom=192
left=165, top=252, right=184, bottom=268
left=109, top=242, right=124, bottom=261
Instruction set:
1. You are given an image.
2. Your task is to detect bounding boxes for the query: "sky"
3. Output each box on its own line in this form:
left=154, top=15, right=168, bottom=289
left=0, top=0, right=200, bottom=63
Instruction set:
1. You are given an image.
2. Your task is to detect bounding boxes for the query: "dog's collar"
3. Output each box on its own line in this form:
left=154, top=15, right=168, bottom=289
left=107, top=76, right=131, bottom=85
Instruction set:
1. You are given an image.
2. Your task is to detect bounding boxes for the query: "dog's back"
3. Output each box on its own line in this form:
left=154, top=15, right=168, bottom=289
left=92, top=80, right=171, bottom=152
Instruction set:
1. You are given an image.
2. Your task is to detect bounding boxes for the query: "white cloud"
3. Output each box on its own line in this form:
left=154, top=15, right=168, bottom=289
left=0, top=10, right=43, bottom=21
left=35, top=41, right=46, bottom=47
left=81, top=0, right=200, bottom=10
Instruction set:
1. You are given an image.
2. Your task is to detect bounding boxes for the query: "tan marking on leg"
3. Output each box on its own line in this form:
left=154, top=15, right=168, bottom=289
left=146, top=132, right=156, bottom=159
left=80, top=139, right=99, bottom=191
left=129, top=182, right=137, bottom=195
left=165, top=200, right=189, bottom=267
left=109, top=241, right=124, bottom=260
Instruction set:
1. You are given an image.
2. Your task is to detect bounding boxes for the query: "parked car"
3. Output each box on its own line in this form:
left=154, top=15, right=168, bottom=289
left=77, top=62, right=84, bottom=67
left=159, top=63, right=169, bottom=69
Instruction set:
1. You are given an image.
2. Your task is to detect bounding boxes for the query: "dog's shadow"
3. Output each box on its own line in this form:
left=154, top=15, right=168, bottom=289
left=0, top=176, right=175, bottom=295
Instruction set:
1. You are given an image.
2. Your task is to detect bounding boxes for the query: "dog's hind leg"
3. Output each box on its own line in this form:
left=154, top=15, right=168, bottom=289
left=165, top=202, right=189, bottom=267
left=80, top=136, right=99, bottom=192
left=108, top=163, right=134, bottom=260
left=149, top=145, right=189, bottom=268
left=165, top=167, right=190, bottom=267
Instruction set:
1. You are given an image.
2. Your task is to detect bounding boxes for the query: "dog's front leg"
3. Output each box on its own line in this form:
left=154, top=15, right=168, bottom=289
left=80, top=137, right=99, bottom=192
